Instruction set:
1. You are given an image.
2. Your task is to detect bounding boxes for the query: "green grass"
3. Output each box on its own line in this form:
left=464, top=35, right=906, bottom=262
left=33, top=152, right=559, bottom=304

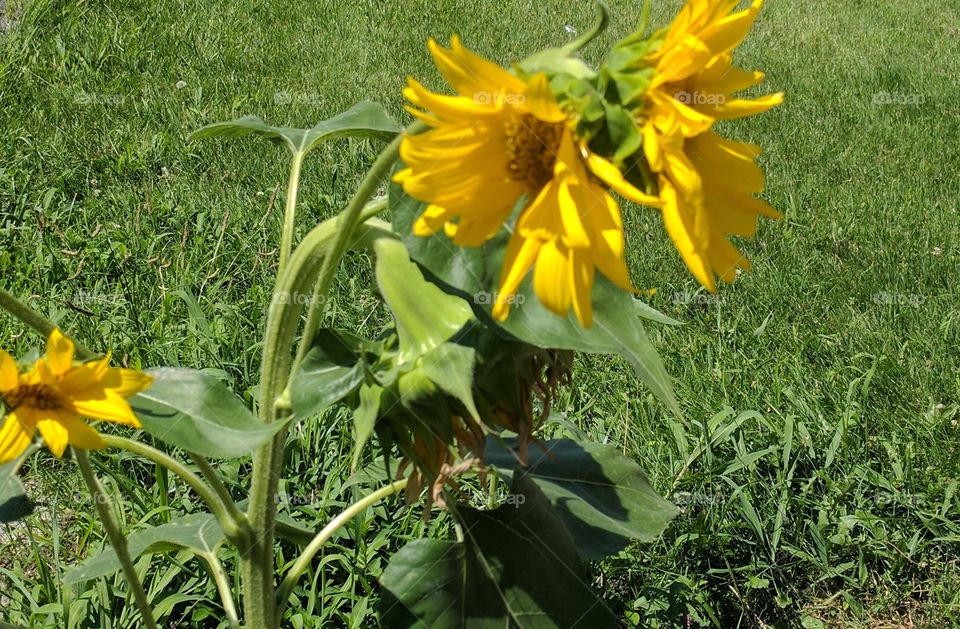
left=1, top=0, right=958, bottom=627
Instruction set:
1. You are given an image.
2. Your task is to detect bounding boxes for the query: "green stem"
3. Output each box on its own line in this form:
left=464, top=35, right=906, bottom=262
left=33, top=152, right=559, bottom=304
left=0, top=288, right=94, bottom=359
left=76, top=450, right=159, bottom=629
left=278, top=152, right=305, bottom=277
left=274, top=479, right=407, bottom=618
left=292, top=195, right=389, bottom=368
left=562, top=1, right=610, bottom=53
left=204, top=553, right=241, bottom=629
left=189, top=453, right=250, bottom=539
left=244, top=122, right=422, bottom=629
left=98, top=435, right=249, bottom=545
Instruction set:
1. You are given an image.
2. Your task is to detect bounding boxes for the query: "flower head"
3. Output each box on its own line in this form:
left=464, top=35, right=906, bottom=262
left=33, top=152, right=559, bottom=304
left=0, top=329, right=152, bottom=463
left=394, top=36, right=660, bottom=327
left=637, top=0, right=783, bottom=290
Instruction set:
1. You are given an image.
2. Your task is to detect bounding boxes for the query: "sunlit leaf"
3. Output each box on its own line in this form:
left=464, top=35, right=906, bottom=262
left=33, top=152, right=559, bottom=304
left=190, top=101, right=400, bottom=158
left=373, top=237, right=473, bottom=363
left=132, top=368, right=288, bottom=459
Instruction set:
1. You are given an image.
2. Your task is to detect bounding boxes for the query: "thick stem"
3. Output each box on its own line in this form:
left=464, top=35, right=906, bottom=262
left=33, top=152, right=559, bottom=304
left=244, top=123, right=422, bottom=628
left=0, top=288, right=94, bottom=358
left=278, top=152, right=305, bottom=277
left=274, top=479, right=407, bottom=618
left=76, top=450, right=159, bottom=629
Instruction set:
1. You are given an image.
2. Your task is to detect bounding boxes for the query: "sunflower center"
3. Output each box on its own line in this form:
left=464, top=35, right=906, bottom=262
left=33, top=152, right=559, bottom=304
left=504, top=114, right=564, bottom=191
left=3, top=384, right=65, bottom=411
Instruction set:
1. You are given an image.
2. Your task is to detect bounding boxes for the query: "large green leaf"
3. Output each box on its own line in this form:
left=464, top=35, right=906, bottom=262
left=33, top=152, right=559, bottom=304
left=189, top=100, right=400, bottom=158
left=65, top=513, right=224, bottom=585
left=291, top=329, right=370, bottom=419
left=0, top=447, right=34, bottom=523
left=380, top=475, right=617, bottom=628
left=390, top=180, right=681, bottom=415
left=485, top=438, right=678, bottom=560
left=131, top=368, right=288, bottom=459
left=418, top=342, right=480, bottom=419
left=373, top=237, right=473, bottom=363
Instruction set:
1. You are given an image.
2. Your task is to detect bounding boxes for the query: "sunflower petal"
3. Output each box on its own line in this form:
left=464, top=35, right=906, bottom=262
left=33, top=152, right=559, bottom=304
left=0, top=349, right=18, bottom=394
left=72, top=393, right=142, bottom=428
left=45, top=329, right=75, bottom=376
left=0, top=411, right=34, bottom=464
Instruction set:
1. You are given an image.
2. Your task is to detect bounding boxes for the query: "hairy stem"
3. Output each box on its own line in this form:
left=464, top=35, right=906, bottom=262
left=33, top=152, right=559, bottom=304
left=245, top=122, right=422, bottom=628
left=278, top=152, right=305, bottom=277
left=76, top=450, right=159, bottom=629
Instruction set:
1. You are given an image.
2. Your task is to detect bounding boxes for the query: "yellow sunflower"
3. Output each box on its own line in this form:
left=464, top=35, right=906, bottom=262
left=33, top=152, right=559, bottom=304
left=0, top=329, right=152, bottom=463
left=640, top=0, right=783, bottom=290
left=394, top=36, right=660, bottom=327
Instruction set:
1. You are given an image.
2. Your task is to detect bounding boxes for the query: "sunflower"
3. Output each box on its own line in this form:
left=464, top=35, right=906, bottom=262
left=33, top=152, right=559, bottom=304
left=0, top=329, right=152, bottom=463
left=639, top=0, right=783, bottom=290
left=394, top=36, right=660, bottom=326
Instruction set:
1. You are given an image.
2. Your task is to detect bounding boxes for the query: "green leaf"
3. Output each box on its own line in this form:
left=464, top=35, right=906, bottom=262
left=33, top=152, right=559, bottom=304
left=352, top=382, right=382, bottom=471
left=390, top=180, right=680, bottom=415
left=0, top=447, right=34, bottom=523
left=418, top=342, right=480, bottom=419
left=132, top=368, right=288, bottom=459
left=380, top=475, right=617, bottom=628
left=65, top=513, right=224, bottom=585
left=190, top=100, right=400, bottom=157
left=291, top=329, right=370, bottom=419
left=373, top=237, right=473, bottom=363
left=485, top=438, right=679, bottom=560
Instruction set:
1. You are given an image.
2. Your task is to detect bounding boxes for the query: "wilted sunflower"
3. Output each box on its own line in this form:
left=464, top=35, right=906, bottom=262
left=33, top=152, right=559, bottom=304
left=0, top=329, right=152, bottom=463
left=394, top=36, right=660, bottom=327
left=639, top=0, right=783, bottom=290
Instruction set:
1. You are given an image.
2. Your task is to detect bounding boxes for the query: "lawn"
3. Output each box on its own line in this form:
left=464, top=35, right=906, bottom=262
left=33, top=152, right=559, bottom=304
left=1, top=0, right=958, bottom=627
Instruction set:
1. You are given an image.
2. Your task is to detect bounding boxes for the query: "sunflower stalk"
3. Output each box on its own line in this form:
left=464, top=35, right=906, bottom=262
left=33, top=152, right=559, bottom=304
left=76, top=449, right=159, bottom=629
left=243, top=122, right=421, bottom=629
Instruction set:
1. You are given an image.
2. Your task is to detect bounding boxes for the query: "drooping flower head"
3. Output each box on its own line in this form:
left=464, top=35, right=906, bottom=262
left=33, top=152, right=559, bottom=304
left=0, top=329, right=152, bottom=463
left=394, top=37, right=660, bottom=327
left=636, top=0, right=784, bottom=290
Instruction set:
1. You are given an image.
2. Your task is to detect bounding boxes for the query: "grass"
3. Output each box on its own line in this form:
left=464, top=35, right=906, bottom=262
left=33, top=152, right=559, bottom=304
left=1, top=0, right=958, bottom=626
